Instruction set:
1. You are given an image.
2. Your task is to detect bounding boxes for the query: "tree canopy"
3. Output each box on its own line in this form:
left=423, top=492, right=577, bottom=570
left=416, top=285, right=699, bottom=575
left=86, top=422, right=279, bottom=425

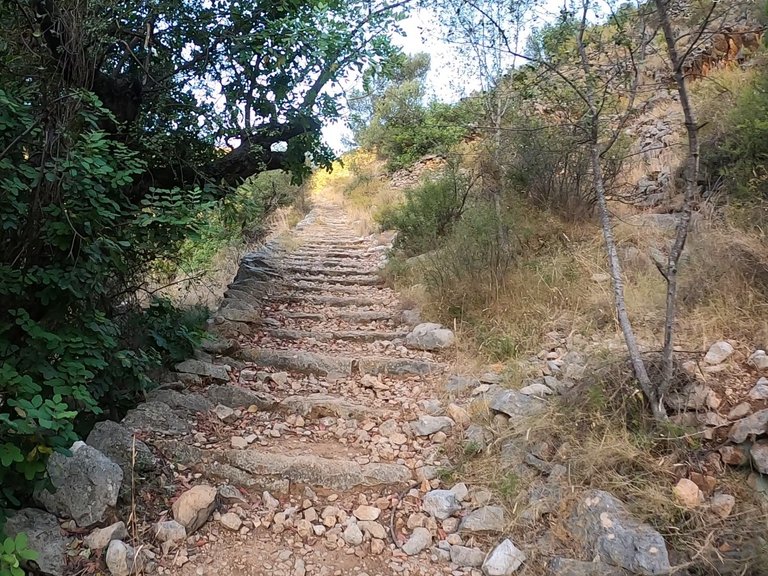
left=0, top=0, right=405, bottom=510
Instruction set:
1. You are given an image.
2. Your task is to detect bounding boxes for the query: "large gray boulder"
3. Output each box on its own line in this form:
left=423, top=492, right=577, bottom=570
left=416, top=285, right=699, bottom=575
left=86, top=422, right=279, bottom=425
left=489, top=388, right=547, bottom=420
left=3, top=508, right=71, bottom=576
left=175, top=359, right=229, bottom=381
left=122, top=401, right=191, bottom=436
left=405, top=322, right=455, bottom=351
left=86, top=420, right=157, bottom=478
left=35, top=442, right=122, bottom=527
left=206, top=384, right=277, bottom=410
left=145, top=389, right=213, bottom=414
left=568, top=490, right=670, bottom=575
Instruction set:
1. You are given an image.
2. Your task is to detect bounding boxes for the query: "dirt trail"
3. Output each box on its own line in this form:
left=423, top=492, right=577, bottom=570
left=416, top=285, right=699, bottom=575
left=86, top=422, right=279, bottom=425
left=171, top=201, right=459, bottom=576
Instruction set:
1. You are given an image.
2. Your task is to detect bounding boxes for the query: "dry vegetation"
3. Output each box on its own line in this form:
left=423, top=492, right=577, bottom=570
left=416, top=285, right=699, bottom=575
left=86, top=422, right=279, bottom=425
left=308, top=62, right=768, bottom=568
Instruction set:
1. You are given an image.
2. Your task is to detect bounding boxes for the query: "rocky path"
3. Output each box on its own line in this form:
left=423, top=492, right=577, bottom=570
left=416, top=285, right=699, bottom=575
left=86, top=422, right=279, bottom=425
left=160, top=203, right=469, bottom=576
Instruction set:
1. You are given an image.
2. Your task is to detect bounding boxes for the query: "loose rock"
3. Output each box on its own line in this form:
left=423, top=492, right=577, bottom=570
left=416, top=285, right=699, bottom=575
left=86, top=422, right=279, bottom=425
left=172, top=484, right=218, bottom=533
left=673, top=478, right=703, bottom=508
left=220, top=512, right=243, bottom=531
left=3, top=508, right=71, bottom=576
left=750, top=440, right=768, bottom=474
left=411, top=415, right=454, bottom=436
left=482, top=539, right=525, bottom=575
left=459, top=506, right=506, bottom=533
left=704, top=341, right=734, bottom=365
left=450, top=545, right=486, bottom=567
left=422, top=490, right=462, bottom=520
left=406, top=322, right=455, bottom=351
left=155, top=520, right=186, bottom=544
left=106, top=540, right=143, bottom=576
left=35, top=441, right=123, bottom=527
left=569, top=490, right=670, bottom=575
left=402, top=527, right=432, bottom=556
left=85, top=521, right=128, bottom=550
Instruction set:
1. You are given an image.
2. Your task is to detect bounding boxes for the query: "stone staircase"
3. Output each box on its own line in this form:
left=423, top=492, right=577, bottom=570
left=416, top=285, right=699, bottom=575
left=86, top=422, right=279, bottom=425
left=137, top=202, right=457, bottom=575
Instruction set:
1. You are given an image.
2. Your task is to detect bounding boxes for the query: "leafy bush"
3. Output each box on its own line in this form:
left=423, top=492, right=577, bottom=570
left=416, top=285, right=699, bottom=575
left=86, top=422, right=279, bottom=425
left=700, top=61, right=768, bottom=200
left=176, top=171, right=301, bottom=273
left=0, top=88, right=213, bottom=512
left=377, top=170, right=476, bottom=256
left=0, top=533, right=38, bottom=576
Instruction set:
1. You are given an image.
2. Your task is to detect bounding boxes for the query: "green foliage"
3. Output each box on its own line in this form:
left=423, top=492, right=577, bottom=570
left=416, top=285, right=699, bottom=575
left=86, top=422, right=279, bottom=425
left=1, top=0, right=401, bottom=523
left=350, top=53, right=475, bottom=170
left=377, top=171, right=475, bottom=256
left=177, top=171, right=301, bottom=273
left=0, top=533, right=38, bottom=576
left=701, top=62, right=768, bottom=200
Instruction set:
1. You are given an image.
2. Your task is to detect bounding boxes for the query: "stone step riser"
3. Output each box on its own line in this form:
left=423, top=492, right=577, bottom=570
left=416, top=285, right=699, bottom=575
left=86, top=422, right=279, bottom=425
left=264, top=328, right=408, bottom=343
left=238, top=348, right=441, bottom=378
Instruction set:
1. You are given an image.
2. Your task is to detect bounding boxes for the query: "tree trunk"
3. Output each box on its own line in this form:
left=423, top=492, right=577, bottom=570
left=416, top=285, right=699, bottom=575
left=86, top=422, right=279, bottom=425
left=654, top=0, right=701, bottom=399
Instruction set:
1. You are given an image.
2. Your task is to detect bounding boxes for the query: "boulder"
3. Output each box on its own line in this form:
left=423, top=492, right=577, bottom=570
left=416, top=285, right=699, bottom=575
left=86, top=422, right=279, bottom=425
left=750, top=440, right=768, bottom=474
left=154, top=519, right=187, bottom=544
left=105, top=540, right=143, bottom=576
left=422, top=490, right=462, bottom=520
left=569, top=490, right=670, bottom=575
left=206, top=384, right=277, bottom=410
left=411, top=415, right=454, bottom=436
left=3, top=508, right=71, bottom=576
left=175, top=359, right=229, bottom=381
left=459, top=506, right=506, bottom=533
left=729, top=409, right=768, bottom=443
left=402, top=527, right=432, bottom=556
left=405, top=322, right=455, bottom=351
left=84, top=521, right=128, bottom=550
left=86, top=420, right=157, bottom=477
left=122, top=401, right=191, bottom=436
left=35, top=442, right=122, bottom=527
left=489, top=388, right=546, bottom=420
left=171, top=485, right=217, bottom=534
left=450, top=545, right=486, bottom=567
left=704, top=341, right=734, bottom=365
left=145, top=389, right=213, bottom=414
left=482, top=539, right=526, bottom=575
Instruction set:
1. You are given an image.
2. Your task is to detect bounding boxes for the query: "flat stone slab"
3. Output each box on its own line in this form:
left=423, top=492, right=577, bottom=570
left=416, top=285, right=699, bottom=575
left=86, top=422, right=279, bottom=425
left=122, top=401, right=191, bottom=436
left=146, top=389, right=213, bottom=414
left=291, top=274, right=383, bottom=286
left=357, top=357, right=442, bottom=376
left=206, top=385, right=277, bottom=410
left=265, top=328, right=407, bottom=343
left=175, top=359, right=229, bottom=381
left=335, top=310, right=397, bottom=323
left=239, top=348, right=354, bottom=376
left=281, top=393, right=392, bottom=420
left=271, top=294, right=383, bottom=307
left=224, top=450, right=412, bottom=490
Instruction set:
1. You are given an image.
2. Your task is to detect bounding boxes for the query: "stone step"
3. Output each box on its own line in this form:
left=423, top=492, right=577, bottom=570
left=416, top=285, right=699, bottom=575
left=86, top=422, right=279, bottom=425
left=288, top=282, right=387, bottom=295
left=294, top=238, right=366, bottom=246
left=264, top=328, right=408, bottom=343
left=290, top=250, right=370, bottom=259
left=155, top=441, right=412, bottom=493
left=281, top=265, right=381, bottom=277
left=335, top=310, right=400, bottom=324
left=238, top=348, right=441, bottom=377
left=280, top=393, right=394, bottom=420
left=269, top=294, right=384, bottom=308
left=281, top=257, right=377, bottom=268
left=288, top=274, right=383, bottom=286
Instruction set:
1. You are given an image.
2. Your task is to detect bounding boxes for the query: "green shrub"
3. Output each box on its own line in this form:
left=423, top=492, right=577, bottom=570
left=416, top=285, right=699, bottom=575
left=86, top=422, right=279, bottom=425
left=701, top=62, right=768, bottom=200
left=177, top=171, right=301, bottom=273
left=377, top=170, right=475, bottom=256
left=0, top=533, right=37, bottom=576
